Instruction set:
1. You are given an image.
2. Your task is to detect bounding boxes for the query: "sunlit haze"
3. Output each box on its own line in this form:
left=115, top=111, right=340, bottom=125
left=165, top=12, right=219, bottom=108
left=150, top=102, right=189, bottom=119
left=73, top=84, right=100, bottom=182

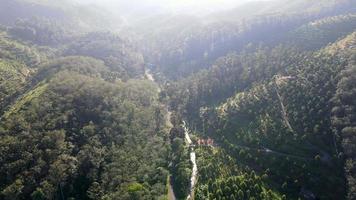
left=74, top=0, right=265, bottom=16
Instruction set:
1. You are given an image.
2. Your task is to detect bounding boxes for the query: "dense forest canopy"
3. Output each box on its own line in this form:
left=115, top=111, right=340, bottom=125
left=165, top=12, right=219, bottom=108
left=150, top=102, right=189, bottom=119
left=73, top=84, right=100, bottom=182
left=0, top=0, right=355, bottom=200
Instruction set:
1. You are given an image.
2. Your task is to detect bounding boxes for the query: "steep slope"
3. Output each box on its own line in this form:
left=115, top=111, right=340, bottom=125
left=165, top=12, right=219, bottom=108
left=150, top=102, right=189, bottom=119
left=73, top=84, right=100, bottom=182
left=330, top=32, right=356, bottom=200
left=0, top=31, right=46, bottom=115
left=288, top=14, right=356, bottom=50
left=186, top=32, right=355, bottom=199
left=0, top=60, right=30, bottom=113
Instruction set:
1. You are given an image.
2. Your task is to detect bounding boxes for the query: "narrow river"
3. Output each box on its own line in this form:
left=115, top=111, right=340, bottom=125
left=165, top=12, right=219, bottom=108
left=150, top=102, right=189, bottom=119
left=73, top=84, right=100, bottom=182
left=183, top=121, right=198, bottom=200
left=145, top=69, right=197, bottom=200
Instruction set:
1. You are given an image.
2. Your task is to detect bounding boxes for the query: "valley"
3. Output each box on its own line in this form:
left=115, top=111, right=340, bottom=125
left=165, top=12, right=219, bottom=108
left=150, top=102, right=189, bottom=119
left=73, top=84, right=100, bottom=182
left=0, top=0, right=355, bottom=200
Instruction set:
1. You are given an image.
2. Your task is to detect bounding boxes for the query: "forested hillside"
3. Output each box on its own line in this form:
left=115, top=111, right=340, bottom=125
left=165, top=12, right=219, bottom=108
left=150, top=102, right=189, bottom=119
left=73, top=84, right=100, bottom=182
left=193, top=37, right=355, bottom=199
left=139, top=0, right=356, bottom=79
left=0, top=1, right=169, bottom=199
left=0, top=0, right=355, bottom=200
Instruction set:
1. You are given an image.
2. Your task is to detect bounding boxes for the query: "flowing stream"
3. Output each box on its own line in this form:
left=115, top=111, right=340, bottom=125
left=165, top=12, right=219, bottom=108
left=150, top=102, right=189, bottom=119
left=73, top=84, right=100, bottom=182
left=183, top=121, right=198, bottom=200
left=145, top=68, right=197, bottom=200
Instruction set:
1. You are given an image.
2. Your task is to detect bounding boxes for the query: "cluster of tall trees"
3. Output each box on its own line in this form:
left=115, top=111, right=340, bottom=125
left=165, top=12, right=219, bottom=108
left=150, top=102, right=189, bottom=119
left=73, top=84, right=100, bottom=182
left=194, top=147, right=283, bottom=200
left=0, top=55, right=170, bottom=199
left=169, top=137, right=191, bottom=199
left=333, top=64, right=356, bottom=200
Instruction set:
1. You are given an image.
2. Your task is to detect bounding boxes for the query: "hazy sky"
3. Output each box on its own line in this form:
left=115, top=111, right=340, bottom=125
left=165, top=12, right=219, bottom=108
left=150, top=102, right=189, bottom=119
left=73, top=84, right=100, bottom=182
left=74, top=0, right=263, bottom=15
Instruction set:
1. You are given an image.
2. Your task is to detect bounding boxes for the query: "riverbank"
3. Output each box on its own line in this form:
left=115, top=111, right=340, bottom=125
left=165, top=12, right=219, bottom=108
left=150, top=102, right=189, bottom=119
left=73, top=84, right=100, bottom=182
left=145, top=68, right=178, bottom=200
